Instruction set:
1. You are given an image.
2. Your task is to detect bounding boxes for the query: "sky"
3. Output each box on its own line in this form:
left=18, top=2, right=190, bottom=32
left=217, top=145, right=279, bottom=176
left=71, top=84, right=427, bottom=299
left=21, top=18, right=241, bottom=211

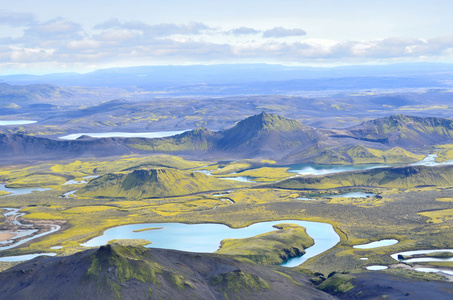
left=1, top=0, right=453, bottom=74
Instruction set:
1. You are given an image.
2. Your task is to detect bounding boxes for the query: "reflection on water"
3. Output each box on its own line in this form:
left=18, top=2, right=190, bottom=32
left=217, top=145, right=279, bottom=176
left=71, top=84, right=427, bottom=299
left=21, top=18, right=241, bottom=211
left=59, top=130, right=188, bottom=140
left=82, top=220, right=340, bottom=267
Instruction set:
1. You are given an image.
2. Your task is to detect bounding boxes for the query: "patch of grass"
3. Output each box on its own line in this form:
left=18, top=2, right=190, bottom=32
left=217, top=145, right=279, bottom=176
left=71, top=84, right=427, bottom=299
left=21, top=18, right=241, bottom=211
left=107, top=239, right=151, bottom=246
left=132, top=227, right=163, bottom=233
left=216, top=223, right=314, bottom=265
left=6, top=174, right=67, bottom=188
left=383, top=268, right=446, bottom=281
left=317, top=273, right=356, bottom=294
left=419, top=208, right=453, bottom=224
left=62, top=206, right=115, bottom=214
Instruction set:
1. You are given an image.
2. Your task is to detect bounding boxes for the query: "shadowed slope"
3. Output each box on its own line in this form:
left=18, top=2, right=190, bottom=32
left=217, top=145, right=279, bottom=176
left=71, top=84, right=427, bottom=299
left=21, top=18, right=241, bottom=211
left=0, top=244, right=334, bottom=300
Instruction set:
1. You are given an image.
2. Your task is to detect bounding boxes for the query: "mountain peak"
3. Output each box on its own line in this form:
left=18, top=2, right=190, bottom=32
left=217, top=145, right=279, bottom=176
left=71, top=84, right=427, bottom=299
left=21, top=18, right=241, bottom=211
left=232, top=112, right=306, bottom=133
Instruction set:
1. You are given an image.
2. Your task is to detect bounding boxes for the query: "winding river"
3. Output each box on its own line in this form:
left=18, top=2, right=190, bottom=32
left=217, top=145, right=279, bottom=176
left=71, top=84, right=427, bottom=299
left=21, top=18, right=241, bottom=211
left=82, top=220, right=340, bottom=267
left=0, top=208, right=61, bottom=251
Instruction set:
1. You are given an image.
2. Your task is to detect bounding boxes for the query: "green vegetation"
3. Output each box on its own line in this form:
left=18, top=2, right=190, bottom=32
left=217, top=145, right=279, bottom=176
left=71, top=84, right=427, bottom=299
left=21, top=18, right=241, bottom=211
left=6, top=173, right=68, bottom=188
left=78, top=168, right=248, bottom=199
left=107, top=239, right=151, bottom=246
left=317, top=273, right=356, bottom=294
left=216, top=223, right=314, bottom=265
left=1, top=153, right=453, bottom=282
left=209, top=270, right=270, bottom=295
left=273, top=165, right=453, bottom=190
left=132, top=227, right=163, bottom=233
left=436, top=144, right=453, bottom=162
left=127, top=128, right=215, bottom=152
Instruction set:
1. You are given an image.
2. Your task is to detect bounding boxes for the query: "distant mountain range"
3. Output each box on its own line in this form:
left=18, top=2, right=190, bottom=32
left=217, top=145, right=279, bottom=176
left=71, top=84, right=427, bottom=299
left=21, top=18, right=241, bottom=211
left=1, top=63, right=452, bottom=96
left=1, top=113, right=453, bottom=164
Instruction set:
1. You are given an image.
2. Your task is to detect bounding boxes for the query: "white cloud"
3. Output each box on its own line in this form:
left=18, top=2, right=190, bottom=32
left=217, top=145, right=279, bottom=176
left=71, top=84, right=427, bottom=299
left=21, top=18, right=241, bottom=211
left=1, top=13, right=453, bottom=72
left=228, top=27, right=261, bottom=35
left=262, top=27, right=306, bottom=38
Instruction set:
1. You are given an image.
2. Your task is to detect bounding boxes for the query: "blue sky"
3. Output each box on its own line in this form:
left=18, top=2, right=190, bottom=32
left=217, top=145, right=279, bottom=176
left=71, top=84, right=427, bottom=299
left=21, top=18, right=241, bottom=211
left=1, top=0, right=453, bottom=74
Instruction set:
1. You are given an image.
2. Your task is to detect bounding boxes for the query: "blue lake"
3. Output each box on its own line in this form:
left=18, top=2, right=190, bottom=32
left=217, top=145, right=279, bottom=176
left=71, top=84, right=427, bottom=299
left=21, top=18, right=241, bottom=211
left=59, top=130, right=188, bottom=140
left=0, top=184, right=51, bottom=196
left=82, top=220, right=340, bottom=267
left=0, top=120, right=36, bottom=126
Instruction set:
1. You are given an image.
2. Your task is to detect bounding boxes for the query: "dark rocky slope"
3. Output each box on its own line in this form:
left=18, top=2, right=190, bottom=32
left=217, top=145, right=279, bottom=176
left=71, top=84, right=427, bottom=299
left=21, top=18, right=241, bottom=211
left=0, top=244, right=334, bottom=300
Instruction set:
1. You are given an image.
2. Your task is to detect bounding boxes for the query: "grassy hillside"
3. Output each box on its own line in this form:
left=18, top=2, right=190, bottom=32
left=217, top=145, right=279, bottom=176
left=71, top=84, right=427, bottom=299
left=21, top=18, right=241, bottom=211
left=348, top=115, right=453, bottom=147
left=272, top=165, right=453, bottom=190
left=216, top=223, right=314, bottom=265
left=78, top=168, right=248, bottom=199
left=313, top=145, right=424, bottom=165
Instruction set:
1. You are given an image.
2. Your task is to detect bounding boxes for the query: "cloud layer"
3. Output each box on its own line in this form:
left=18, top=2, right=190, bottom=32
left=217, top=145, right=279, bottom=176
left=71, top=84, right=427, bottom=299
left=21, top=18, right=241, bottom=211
left=0, top=11, right=452, bottom=73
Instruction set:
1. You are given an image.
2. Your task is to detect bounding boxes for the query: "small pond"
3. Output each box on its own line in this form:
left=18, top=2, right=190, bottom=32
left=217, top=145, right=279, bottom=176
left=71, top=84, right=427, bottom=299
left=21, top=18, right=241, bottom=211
left=366, top=265, right=388, bottom=270
left=329, top=192, right=376, bottom=198
left=353, top=239, right=398, bottom=249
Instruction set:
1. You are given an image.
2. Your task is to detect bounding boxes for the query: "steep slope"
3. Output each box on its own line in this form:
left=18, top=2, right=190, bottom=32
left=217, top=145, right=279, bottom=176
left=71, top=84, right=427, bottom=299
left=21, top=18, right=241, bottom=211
left=126, top=127, right=217, bottom=153
left=214, top=112, right=323, bottom=158
left=345, top=115, right=453, bottom=147
left=0, top=133, right=133, bottom=163
left=0, top=244, right=335, bottom=300
left=78, top=168, right=246, bottom=198
left=272, top=164, right=453, bottom=190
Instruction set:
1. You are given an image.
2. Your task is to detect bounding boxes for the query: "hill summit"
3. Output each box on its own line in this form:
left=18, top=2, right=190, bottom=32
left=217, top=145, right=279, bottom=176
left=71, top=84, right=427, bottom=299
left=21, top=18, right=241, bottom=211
left=0, top=244, right=334, bottom=300
left=78, top=168, right=245, bottom=199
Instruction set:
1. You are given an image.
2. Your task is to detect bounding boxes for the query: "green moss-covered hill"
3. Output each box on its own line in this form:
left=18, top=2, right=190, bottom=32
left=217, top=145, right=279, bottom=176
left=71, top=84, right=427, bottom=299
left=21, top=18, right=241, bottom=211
left=216, top=223, right=314, bottom=265
left=0, top=244, right=335, bottom=300
left=346, top=114, right=453, bottom=147
left=272, top=164, right=453, bottom=190
left=78, top=168, right=248, bottom=199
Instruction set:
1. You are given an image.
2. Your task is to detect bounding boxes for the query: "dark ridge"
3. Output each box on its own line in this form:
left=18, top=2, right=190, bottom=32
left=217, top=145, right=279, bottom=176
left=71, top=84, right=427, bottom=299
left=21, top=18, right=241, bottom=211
left=0, top=244, right=334, bottom=300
